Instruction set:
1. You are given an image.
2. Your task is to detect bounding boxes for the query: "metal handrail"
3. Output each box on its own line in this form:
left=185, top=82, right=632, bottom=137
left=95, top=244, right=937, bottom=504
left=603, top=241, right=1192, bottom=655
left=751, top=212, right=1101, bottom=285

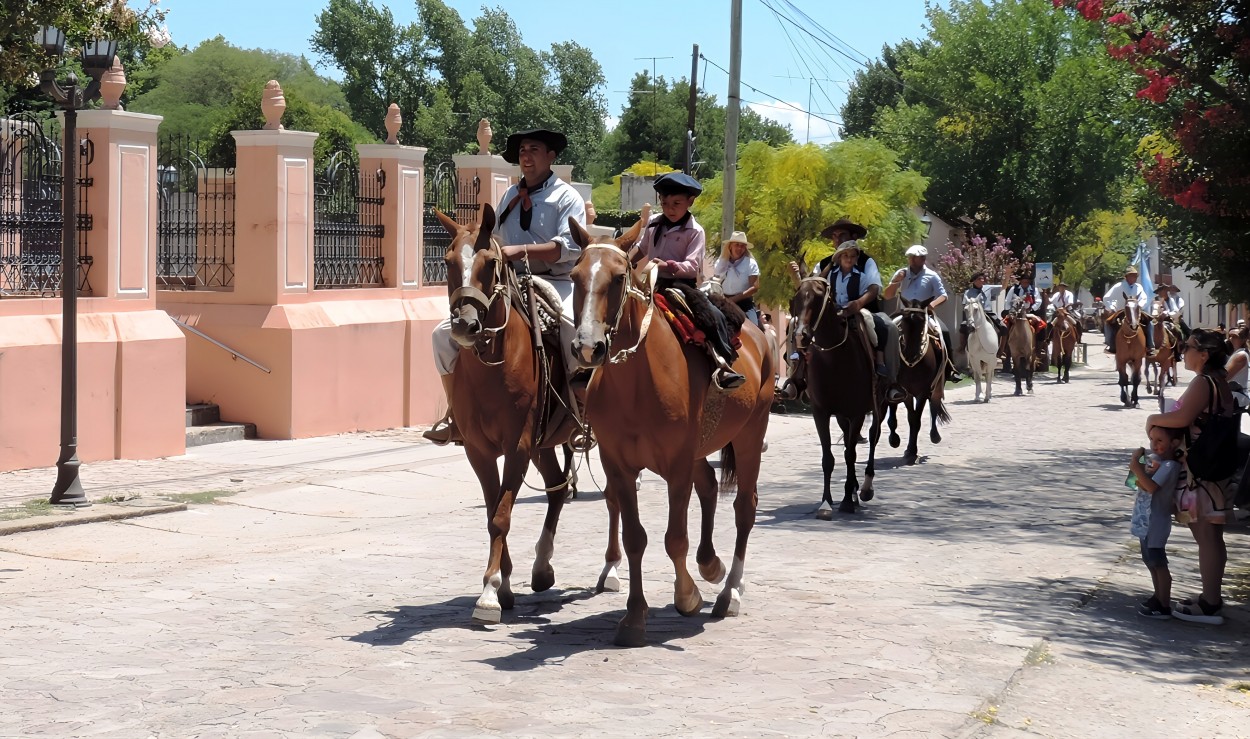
left=170, top=316, right=271, bottom=374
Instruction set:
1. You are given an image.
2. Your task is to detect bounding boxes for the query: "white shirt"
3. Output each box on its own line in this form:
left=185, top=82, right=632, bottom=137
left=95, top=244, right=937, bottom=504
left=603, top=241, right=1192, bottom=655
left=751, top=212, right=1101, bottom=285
left=713, top=254, right=760, bottom=297
left=1049, top=289, right=1075, bottom=309
left=1164, top=294, right=1185, bottom=315
left=1103, top=280, right=1149, bottom=310
left=894, top=266, right=947, bottom=303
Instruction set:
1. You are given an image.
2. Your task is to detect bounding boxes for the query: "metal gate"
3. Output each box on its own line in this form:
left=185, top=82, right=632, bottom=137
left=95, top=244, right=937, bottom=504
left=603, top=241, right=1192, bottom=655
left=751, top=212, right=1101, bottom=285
left=423, top=161, right=479, bottom=285
left=156, top=134, right=235, bottom=289
left=0, top=113, right=92, bottom=297
left=313, top=151, right=385, bottom=289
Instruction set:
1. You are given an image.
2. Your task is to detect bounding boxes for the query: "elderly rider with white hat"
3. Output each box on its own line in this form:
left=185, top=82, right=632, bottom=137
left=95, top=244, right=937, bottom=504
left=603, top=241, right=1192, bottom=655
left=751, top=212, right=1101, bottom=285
left=1101, top=264, right=1155, bottom=353
left=883, top=244, right=964, bottom=384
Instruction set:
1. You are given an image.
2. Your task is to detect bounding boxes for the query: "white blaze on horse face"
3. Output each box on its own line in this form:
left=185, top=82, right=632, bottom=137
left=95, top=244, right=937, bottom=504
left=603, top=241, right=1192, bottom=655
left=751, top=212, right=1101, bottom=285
left=459, top=240, right=476, bottom=288
left=575, top=255, right=607, bottom=361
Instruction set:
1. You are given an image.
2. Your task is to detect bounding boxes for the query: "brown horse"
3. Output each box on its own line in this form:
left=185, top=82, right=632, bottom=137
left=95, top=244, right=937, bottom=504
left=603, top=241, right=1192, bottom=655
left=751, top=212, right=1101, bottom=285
left=1111, top=298, right=1147, bottom=407
left=568, top=218, right=773, bottom=647
left=1006, top=300, right=1036, bottom=395
left=1146, top=300, right=1178, bottom=394
left=887, top=298, right=951, bottom=465
left=789, top=276, right=883, bottom=515
left=1050, top=306, right=1082, bottom=384
left=435, top=205, right=576, bottom=625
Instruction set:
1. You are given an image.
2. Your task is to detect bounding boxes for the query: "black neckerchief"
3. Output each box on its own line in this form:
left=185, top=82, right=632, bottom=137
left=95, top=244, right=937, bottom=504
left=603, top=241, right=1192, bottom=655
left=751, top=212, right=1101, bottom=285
left=499, top=170, right=556, bottom=231
left=651, top=211, right=692, bottom=242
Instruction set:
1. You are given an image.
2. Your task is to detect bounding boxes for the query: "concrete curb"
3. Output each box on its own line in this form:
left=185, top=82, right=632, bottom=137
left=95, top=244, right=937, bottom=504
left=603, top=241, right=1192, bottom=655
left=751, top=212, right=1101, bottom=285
left=0, top=501, right=187, bottom=537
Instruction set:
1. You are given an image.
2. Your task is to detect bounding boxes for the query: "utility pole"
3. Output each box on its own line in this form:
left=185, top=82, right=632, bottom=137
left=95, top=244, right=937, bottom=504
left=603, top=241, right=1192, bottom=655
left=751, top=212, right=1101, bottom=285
left=722, top=0, right=742, bottom=246
left=774, top=75, right=841, bottom=144
left=685, top=43, right=699, bottom=174
left=635, top=55, right=673, bottom=174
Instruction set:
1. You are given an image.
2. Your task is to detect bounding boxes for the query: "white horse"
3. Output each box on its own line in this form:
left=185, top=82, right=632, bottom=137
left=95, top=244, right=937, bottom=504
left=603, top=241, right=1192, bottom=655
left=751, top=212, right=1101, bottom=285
left=964, top=300, right=999, bottom=403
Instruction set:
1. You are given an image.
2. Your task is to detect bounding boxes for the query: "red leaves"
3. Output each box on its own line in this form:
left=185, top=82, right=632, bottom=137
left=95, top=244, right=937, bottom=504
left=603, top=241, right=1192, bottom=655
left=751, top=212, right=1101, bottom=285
left=1107, top=42, right=1137, bottom=60
left=1173, top=179, right=1211, bottom=212
left=1107, top=12, right=1132, bottom=25
left=1135, top=69, right=1177, bottom=103
left=1076, top=0, right=1104, bottom=20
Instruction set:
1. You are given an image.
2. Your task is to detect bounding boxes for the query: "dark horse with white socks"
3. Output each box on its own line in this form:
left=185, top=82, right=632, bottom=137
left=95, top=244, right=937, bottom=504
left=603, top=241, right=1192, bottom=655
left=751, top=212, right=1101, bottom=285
left=789, top=275, right=883, bottom=515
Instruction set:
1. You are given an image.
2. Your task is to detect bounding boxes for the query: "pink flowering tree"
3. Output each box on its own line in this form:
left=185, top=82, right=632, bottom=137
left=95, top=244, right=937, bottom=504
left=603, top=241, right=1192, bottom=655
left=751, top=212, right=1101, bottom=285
left=1052, top=0, right=1250, bottom=302
left=936, top=235, right=1034, bottom=295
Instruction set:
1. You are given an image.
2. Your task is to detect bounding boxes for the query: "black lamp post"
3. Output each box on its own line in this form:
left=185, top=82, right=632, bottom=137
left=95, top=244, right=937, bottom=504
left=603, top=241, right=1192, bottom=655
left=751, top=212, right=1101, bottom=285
left=920, top=211, right=933, bottom=238
left=37, top=26, right=117, bottom=507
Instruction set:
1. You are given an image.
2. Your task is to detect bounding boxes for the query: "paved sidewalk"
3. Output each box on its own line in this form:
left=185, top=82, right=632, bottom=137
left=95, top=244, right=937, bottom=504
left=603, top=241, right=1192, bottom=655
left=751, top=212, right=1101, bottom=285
left=1, top=347, right=1247, bottom=738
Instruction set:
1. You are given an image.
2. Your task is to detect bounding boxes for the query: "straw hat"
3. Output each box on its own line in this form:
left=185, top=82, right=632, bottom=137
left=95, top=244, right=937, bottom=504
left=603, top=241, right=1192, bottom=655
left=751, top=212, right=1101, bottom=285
left=725, top=230, right=751, bottom=248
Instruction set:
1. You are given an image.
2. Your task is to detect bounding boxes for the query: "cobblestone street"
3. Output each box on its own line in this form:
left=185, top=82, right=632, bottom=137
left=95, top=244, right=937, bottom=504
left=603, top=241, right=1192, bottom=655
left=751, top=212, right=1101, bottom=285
left=2, top=348, right=1247, bottom=738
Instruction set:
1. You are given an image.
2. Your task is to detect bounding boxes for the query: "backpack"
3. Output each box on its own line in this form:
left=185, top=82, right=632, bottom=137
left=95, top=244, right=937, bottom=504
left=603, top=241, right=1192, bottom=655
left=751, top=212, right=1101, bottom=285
left=1186, top=376, right=1239, bottom=481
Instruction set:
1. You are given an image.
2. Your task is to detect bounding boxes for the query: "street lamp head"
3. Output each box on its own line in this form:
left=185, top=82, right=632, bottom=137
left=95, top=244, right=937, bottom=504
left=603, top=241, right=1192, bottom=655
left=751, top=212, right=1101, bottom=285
left=82, top=39, right=119, bottom=72
left=36, top=25, right=66, bottom=57
left=920, top=211, right=933, bottom=237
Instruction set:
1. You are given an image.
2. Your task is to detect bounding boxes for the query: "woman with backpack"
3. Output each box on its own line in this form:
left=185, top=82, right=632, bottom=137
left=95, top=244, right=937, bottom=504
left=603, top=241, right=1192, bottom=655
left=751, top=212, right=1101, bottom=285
left=1145, top=328, right=1238, bottom=624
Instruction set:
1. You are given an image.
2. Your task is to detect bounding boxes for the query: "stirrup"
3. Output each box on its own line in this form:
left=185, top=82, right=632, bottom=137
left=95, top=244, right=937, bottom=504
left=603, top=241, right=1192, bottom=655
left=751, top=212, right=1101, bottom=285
left=713, top=368, right=747, bottom=391
left=569, top=426, right=597, bottom=454
left=422, top=415, right=462, bottom=446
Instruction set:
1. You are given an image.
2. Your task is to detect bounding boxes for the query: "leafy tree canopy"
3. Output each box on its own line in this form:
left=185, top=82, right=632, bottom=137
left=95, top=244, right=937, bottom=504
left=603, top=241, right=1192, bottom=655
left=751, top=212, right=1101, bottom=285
left=312, top=0, right=608, bottom=176
left=695, top=138, right=928, bottom=307
left=589, top=159, right=678, bottom=212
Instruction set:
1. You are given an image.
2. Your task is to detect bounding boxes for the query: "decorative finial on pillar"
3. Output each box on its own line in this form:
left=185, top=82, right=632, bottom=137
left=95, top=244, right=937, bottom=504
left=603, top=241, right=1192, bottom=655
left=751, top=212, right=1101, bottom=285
left=385, top=103, right=402, bottom=145
left=476, top=118, right=493, bottom=155
left=261, top=80, right=286, bottom=131
left=99, top=56, right=126, bottom=110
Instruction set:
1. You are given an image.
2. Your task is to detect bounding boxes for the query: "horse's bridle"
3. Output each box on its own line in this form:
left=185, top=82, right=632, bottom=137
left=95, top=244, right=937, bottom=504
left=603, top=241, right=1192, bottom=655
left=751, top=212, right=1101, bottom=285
left=580, top=243, right=656, bottom=364
left=797, top=276, right=853, bottom=352
left=448, top=239, right=511, bottom=362
left=898, top=304, right=932, bottom=368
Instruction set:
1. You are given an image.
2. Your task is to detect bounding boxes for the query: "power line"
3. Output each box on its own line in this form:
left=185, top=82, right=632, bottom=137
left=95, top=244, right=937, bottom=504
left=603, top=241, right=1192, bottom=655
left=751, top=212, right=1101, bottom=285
left=701, top=54, right=845, bottom=130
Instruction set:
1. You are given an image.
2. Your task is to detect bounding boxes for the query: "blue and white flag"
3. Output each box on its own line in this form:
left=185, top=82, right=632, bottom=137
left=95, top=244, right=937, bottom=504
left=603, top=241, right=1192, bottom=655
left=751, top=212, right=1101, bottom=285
left=1133, top=243, right=1155, bottom=306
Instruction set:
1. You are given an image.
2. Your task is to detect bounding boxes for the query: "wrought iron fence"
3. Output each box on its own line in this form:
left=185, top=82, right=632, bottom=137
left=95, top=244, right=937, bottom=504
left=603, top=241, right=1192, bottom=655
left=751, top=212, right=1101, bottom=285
left=423, top=161, right=480, bottom=285
left=0, top=113, right=92, bottom=298
left=313, top=151, right=385, bottom=289
left=157, top=134, right=235, bottom=289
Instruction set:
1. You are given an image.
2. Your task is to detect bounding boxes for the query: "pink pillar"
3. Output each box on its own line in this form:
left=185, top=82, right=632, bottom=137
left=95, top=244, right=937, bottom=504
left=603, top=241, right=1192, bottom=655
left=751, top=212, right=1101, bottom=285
left=452, top=153, right=517, bottom=215
left=230, top=129, right=318, bottom=304
left=357, top=143, right=427, bottom=290
left=75, top=110, right=162, bottom=303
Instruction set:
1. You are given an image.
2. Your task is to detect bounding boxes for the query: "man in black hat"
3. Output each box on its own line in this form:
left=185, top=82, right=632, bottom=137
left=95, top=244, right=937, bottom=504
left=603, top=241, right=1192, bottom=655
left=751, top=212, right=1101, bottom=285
left=959, top=271, right=1008, bottom=354
left=425, top=127, right=586, bottom=445
left=637, top=171, right=746, bottom=390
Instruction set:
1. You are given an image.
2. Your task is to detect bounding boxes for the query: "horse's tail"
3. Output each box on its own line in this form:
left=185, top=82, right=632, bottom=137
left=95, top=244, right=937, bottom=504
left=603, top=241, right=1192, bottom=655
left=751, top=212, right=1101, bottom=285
left=933, top=398, right=952, bottom=425
left=719, top=444, right=739, bottom=497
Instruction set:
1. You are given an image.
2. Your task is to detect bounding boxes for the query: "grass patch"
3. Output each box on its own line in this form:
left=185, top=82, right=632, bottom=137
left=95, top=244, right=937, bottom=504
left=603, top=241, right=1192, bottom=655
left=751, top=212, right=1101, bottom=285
left=0, top=499, right=56, bottom=521
left=159, top=490, right=238, bottom=505
left=970, top=705, right=999, bottom=724
left=1025, top=641, right=1055, bottom=665
left=1230, top=682, right=1250, bottom=694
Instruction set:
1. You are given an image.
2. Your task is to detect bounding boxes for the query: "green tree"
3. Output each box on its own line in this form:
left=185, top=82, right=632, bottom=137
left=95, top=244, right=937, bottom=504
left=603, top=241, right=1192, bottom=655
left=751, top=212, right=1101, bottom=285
left=695, top=139, right=928, bottom=307
left=313, top=0, right=608, bottom=175
left=871, top=0, right=1141, bottom=263
left=1058, top=208, right=1147, bottom=297
left=589, top=159, right=678, bottom=211
left=839, top=41, right=928, bottom=138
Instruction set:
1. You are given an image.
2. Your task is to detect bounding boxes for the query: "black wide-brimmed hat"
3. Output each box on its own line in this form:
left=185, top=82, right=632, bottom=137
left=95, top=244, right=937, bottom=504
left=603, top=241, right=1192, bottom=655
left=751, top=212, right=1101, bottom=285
left=502, top=128, right=568, bottom=164
left=653, top=172, right=703, bottom=197
left=820, top=218, right=867, bottom=240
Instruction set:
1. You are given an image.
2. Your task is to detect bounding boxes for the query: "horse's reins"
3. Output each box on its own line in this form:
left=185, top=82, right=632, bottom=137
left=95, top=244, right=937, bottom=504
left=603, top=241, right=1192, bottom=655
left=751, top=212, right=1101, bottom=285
left=448, top=241, right=512, bottom=366
left=797, top=276, right=855, bottom=352
left=899, top=304, right=933, bottom=368
left=581, top=243, right=657, bottom=365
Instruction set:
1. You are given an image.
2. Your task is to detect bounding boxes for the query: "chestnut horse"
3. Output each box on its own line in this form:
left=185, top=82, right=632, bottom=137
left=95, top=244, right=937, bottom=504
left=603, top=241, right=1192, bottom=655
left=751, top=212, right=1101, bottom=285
left=435, top=205, right=577, bottom=625
left=569, top=218, right=773, bottom=647
left=1146, top=299, right=1178, bottom=394
left=789, top=275, right=883, bottom=515
left=1050, top=306, right=1081, bottom=384
left=887, top=298, right=951, bottom=465
left=1111, top=298, right=1147, bottom=407
left=1005, top=300, right=1036, bottom=396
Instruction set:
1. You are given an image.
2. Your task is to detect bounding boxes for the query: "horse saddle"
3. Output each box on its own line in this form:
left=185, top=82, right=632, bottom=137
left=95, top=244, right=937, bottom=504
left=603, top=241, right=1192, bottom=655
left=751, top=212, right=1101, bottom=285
left=515, top=274, right=563, bottom=339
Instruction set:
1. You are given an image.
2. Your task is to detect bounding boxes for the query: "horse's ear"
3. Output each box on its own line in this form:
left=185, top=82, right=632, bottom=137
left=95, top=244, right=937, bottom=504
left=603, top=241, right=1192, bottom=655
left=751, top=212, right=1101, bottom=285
left=616, top=217, right=645, bottom=252
left=433, top=208, right=460, bottom=237
left=569, top=217, right=591, bottom=248
left=474, top=204, right=496, bottom=252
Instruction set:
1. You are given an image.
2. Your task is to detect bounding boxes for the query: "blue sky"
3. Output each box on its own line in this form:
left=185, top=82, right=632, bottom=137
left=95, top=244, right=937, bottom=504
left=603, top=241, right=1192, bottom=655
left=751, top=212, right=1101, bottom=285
left=161, top=0, right=944, bottom=143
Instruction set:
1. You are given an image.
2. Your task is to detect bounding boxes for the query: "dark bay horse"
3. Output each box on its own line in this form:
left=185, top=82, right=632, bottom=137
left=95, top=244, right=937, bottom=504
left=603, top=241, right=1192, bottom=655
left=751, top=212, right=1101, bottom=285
left=888, top=298, right=951, bottom=465
left=1146, top=299, right=1178, bottom=394
left=435, top=205, right=576, bottom=625
left=569, top=218, right=774, bottom=647
left=1111, top=298, right=1147, bottom=407
left=1006, top=300, right=1036, bottom=395
left=789, top=276, right=882, bottom=515
left=1050, top=306, right=1081, bottom=384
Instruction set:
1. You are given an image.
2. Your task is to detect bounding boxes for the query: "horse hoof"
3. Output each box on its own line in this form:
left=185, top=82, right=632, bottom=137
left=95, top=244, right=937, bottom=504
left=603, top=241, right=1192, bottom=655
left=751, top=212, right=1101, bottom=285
left=930, top=431, right=941, bottom=444
left=712, top=588, right=742, bottom=618
left=472, top=603, right=502, bottom=625
left=597, top=562, right=622, bottom=593
left=860, top=488, right=875, bottom=502
left=675, top=586, right=703, bottom=616
left=530, top=566, right=555, bottom=594
left=838, top=499, right=858, bottom=514
left=498, top=587, right=515, bottom=611
left=888, top=434, right=900, bottom=448
left=1014, top=389, right=1022, bottom=396
left=904, top=452, right=918, bottom=466
left=815, top=507, right=834, bottom=521
left=614, top=622, right=648, bottom=648
left=699, top=558, right=726, bottom=585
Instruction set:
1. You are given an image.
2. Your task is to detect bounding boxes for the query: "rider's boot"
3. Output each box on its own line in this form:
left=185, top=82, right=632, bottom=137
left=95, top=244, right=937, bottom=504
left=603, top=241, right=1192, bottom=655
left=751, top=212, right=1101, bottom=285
left=712, top=351, right=747, bottom=391
left=423, top=374, right=463, bottom=446
left=776, top=352, right=806, bottom=400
